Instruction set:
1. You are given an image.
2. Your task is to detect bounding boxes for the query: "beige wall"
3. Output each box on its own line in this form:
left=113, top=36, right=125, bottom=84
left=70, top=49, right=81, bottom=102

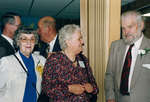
left=80, top=0, right=121, bottom=102
left=109, top=0, right=121, bottom=46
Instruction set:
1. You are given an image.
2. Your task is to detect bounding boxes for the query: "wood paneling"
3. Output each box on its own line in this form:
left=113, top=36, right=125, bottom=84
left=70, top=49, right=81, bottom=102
left=80, top=0, right=121, bottom=102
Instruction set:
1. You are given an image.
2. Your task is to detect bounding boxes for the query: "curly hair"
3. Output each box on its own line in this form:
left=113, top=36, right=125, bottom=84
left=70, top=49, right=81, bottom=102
left=58, top=24, right=81, bottom=50
left=14, top=26, right=39, bottom=47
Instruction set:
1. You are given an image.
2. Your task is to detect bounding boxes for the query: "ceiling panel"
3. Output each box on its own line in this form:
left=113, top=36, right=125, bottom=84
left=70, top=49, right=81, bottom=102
left=56, top=0, right=80, bottom=19
left=0, top=0, right=80, bottom=19
left=31, top=0, right=71, bottom=17
left=0, top=0, right=136, bottom=20
left=0, top=0, right=32, bottom=16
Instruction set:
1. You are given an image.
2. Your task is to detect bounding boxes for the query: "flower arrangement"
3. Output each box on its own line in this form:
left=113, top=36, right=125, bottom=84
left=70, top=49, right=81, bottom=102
left=36, top=61, right=44, bottom=76
left=138, top=48, right=150, bottom=56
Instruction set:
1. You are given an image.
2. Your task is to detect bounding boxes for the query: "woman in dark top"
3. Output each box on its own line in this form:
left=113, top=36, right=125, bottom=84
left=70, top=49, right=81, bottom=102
left=42, top=24, right=99, bottom=102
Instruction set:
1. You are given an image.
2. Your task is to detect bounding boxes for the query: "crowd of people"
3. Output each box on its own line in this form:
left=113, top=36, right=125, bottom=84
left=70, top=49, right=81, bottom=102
left=0, top=10, right=149, bottom=102
left=0, top=12, right=99, bottom=102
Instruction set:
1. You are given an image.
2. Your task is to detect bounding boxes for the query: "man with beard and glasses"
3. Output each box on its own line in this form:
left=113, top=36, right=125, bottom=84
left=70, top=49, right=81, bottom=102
left=105, top=11, right=150, bottom=102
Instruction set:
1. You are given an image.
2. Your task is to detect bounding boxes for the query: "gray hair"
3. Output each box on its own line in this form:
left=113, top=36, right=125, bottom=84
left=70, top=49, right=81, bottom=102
left=58, top=24, right=81, bottom=50
left=14, top=27, right=39, bottom=46
left=121, top=11, right=145, bottom=29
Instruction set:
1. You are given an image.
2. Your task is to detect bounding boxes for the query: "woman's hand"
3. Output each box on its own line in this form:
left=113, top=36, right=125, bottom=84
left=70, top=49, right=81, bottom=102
left=68, top=84, right=85, bottom=95
left=83, top=83, right=93, bottom=93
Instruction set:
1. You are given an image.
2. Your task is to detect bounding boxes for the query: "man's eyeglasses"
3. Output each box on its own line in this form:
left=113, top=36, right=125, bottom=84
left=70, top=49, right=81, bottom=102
left=9, top=23, right=21, bottom=27
left=20, top=37, right=35, bottom=43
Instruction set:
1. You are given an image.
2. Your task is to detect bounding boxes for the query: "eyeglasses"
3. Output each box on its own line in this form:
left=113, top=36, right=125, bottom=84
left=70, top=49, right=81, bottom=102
left=9, top=23, right=21, bottom=27
left=12, top=24, right=21, bottom=27
left=20, top=37, right=35, bottom=43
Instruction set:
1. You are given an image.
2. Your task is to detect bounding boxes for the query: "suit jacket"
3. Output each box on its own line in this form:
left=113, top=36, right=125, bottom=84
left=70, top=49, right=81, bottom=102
left=0, top=51, right=46, bottom=102
left=33, top=35, right=61, bottom=58
left=105, top=36, right=150, bottom=102
left=0, top=35, right=15, bottom=58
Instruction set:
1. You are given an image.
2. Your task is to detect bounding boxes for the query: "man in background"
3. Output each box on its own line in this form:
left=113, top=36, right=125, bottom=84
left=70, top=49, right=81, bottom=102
left=35, top=16, right=61, bottom=102
left=0, top=12, right=21, bottom=58
left=34, top=16, right=61, bottom=58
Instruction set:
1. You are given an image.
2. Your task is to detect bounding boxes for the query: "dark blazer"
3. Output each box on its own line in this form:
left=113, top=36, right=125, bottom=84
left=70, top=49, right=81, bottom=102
left=52, top=36, right=61, bottom=52
left=33, top=35, right=61, bottom=58
left=0, top=35, right=15, bottom=58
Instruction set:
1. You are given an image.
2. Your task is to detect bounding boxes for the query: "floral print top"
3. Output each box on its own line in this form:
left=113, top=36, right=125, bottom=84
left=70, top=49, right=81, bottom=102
left=42, top=52, right=99, bottom=102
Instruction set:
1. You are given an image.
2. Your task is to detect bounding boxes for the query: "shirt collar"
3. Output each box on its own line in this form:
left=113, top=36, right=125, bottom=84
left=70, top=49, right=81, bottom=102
left=134, top=34, right=143, bottom=49
left=50, top=35, right=57, bottom=44
left=1, top=34, right=14, bottom=46
left=49, top=35, right=57, bottom=52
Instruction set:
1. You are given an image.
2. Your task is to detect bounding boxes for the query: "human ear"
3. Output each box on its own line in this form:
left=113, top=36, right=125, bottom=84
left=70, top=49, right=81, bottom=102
left=140, top=21, right=144, bottom=31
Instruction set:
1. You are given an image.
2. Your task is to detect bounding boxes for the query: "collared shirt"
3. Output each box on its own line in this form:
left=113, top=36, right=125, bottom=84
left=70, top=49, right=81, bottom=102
left=123, top=34, right=143, bottom=92
left=49, top=35, right=57, bottom=52
left=1, top=34, right=14, bottom=47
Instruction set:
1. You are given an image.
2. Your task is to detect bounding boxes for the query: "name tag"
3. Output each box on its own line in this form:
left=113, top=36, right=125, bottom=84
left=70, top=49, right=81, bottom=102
left=79, top=61, right=85, bottom=68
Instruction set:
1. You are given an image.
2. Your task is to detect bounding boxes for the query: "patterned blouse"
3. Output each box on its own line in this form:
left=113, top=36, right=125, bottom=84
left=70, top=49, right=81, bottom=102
left=42, top=52, right=99, bottom=102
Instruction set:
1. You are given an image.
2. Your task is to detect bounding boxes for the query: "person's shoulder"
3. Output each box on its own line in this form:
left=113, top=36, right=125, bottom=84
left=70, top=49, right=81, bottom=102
left=143, top=36, right=150, bottom=43
left=49, top=51, right=62, bottom=58
left=0, top=54, right=14, bottom=64
left=0, top=35, right=11, bottom=48
left=111, top=39, right=124, bottom=45
left=32, top=53, right=46, bottom=61
left=0, top=55, right=19, bottom=71
left=0, top=35, right=6, bottom=43
left=109, top=39, right=125, bottom=51
left=47, top=51, right=63, bottom=61
left=141, top=36, right=150, bottom=49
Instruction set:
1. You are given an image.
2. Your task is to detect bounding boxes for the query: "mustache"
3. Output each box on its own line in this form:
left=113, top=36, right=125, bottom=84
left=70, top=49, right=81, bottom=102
left=124, top=33, right=133, bottom=37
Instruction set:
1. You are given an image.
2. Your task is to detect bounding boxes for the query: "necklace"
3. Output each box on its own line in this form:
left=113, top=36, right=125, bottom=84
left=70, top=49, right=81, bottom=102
left=72, top=58, right=77, bottom=63
left=62, top=51, right=77, bottom=63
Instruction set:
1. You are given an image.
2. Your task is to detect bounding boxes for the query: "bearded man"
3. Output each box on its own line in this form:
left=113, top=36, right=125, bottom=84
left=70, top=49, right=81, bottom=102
left=105, top=11, right=150, bottom=102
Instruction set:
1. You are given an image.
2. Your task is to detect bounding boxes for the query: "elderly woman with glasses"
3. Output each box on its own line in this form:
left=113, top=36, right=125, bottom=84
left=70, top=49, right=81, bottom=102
left=42, top=24, right=99, bottom=102
left=0, top=27, right=46, bottom=102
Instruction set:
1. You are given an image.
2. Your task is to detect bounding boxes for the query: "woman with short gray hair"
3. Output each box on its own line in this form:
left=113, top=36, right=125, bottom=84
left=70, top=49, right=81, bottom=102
left=14, top=27, right=39, bottom=46
left=0, top=27, right=46, bottom=102
left=42, top=24, right=99, bottom=102
left=58, top=24, right=81, bottom=50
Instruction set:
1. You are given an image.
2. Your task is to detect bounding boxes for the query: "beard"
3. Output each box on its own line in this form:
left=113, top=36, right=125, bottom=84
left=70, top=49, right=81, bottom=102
left=122, top=31, right=142, bottom=45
